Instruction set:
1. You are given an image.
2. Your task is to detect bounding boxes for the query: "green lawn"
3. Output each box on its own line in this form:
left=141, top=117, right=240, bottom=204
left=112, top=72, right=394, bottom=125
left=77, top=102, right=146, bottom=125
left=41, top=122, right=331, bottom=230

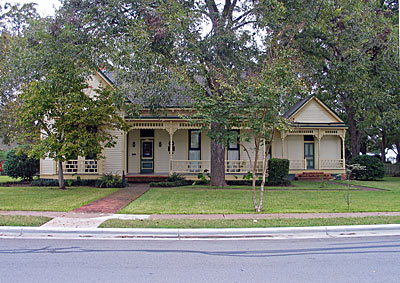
left=120, top=178, right=400, bottom=214
left=0, top=176, right=21, bottom=183
left=181, top=181, right=359, bottom=190
left=336, top=177, right=400, bottom=191
left=100, top=216, right=400, bottom=229
left=0, top=215, right=52, bottom=226
left=0, top=187, right=118, bottom=212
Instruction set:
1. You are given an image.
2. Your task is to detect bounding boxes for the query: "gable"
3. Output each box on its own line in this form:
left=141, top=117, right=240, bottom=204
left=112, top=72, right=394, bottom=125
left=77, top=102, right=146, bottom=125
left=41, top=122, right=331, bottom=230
left=292, top=98, right=343, bottom=123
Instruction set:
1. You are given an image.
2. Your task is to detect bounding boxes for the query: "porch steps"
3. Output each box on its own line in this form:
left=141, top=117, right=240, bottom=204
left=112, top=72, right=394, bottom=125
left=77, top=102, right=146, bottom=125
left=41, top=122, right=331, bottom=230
left=296, top=172, right=333, bottom=181
left=126, top=175, right=168, bottom=183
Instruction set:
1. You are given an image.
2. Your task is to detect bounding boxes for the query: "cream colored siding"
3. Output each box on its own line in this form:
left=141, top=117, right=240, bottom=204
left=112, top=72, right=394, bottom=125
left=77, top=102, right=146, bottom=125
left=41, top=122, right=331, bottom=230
left=287, top=136, right=303, bottom=160
left=272, top=132, right=282, bottom=158
left=173, top=129, right=188, bottom=160
left=154, top=129, right=170, bottom=173
left=202, top=131, right=211, bottom=161
left=104, top=129, right=123, bottom=175
left=41, top=157, right=55, bottom=174
left=294, top=100, right=338, bottom=123
left=320, top=136, right=341, bottom=159
left=127, top=130, right=140, bottom=173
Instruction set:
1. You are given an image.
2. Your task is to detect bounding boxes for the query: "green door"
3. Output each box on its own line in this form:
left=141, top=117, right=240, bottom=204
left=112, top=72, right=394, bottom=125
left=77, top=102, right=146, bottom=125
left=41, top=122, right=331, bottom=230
left=304, top=143, right=315, bottom=169
left=140, top=139, right=154, bottom=173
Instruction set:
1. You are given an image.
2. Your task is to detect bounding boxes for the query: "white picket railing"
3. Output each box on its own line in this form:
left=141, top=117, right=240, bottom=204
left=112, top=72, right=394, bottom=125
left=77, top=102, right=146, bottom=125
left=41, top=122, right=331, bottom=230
left=62, top=160, right=98, bottom=174
left=289, top=159, right=307, bottom=170
left=320, top=159, right=344, bottom=169
left=225, top=160, right=264, bottom=174
left=171, top=160, right=211, bottom=174
left=171, top=160, right=264, bottom=174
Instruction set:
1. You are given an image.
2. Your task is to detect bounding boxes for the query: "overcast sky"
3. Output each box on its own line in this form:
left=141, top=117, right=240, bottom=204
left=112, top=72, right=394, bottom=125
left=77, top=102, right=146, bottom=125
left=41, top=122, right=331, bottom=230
left=1, top=0, right=60, bottom=16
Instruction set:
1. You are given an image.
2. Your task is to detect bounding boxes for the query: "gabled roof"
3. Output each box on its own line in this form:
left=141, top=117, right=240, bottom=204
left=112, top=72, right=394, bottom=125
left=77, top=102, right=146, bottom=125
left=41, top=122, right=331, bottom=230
left=283, top=95, right=345, bottom=125
left=282, top=95, right=313, bottom=118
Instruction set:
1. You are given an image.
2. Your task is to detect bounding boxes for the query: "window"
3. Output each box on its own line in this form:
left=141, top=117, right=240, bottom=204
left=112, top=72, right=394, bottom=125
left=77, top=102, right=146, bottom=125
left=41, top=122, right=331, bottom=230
left=188, top=130, right=201, bottom=160
left=227, top=130, right=240, bottom=161
left=188, top=130, right=201, bottom=172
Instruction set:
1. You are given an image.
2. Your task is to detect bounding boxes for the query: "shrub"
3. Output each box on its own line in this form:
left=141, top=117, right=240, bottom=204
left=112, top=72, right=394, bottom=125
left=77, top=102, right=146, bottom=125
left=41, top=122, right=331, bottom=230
left=30, top=178, right=97, bottom=187
left=350, top=155, right=385, bottom=180
left=3, top=145, right=39, bottom=181
left=267, top=158, right=290, bottom=185
left=149, top=180, right=192, bottom=187
left=31, top=179, right=60, bottom=186
left=96, top=174, right=126, bottom=188
left=166, top=172, right=185, bottom=182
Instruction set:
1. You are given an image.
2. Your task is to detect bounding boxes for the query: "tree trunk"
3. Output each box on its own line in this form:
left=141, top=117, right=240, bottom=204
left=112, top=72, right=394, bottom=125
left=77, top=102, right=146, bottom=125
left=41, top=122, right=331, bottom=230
left=58, top=160, right=66, bottom=190
left=380, top=128, right=386, bottom=162
left=395, top=142, right=400, bottom=164
left=210, top=140, right=227, bottom=187
left=347, top=112, right=362, bottom=159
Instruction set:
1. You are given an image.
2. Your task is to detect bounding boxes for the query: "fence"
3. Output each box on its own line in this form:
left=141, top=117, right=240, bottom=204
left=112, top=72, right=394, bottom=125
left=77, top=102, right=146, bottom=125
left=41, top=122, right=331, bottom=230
left=384, top=164, right=400, bottom=176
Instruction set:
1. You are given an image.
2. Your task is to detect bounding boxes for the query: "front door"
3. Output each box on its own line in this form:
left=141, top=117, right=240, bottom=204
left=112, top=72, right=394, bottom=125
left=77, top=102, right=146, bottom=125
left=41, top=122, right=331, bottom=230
left=304, top=143, right=315, bottom=169
left=140, top=139, right=154, bottom=173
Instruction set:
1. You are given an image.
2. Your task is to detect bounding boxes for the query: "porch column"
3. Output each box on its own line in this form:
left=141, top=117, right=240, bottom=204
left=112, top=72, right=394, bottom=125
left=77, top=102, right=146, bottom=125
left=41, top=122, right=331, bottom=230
left=121, top=131, right=127, bottom=175
left=317, top=129, right=322, bottom=170
left=341, top=130, right=346, bottom=169
left=167, top=122, right=177, bottom=175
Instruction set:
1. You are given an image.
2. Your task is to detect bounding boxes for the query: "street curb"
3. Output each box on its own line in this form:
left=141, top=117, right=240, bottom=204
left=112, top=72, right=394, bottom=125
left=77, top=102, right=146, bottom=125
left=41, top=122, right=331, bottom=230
left=1, top=224, right=400, bottom=240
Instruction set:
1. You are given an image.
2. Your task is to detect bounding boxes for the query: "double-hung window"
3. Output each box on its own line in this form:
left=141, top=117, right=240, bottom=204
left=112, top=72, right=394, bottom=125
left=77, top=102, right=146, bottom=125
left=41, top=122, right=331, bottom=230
left=227, top=130, right=240, bottom=172
left=188, top=130, right=201, bottom=172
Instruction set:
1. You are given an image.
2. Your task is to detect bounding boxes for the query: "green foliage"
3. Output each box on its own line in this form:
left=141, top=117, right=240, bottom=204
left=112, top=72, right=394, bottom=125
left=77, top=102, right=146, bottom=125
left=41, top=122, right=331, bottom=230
left=350, top=155, right=385, bottom=180
left=268, top=159, right=290, bottom=186
left=30, top=178, right=97, bottom=187
left=166, top=173, right=185, bottom=182
left=196, top=170, right=210, bottom=185
left=14, top=17, right=128, bottom=188
left=0, top=150, right=6, bottom=162
left=96, top=174, right=126, bottom=188
left=149, top=180, right=192, bottom=187
left=3, top=145, right=39, bottom=181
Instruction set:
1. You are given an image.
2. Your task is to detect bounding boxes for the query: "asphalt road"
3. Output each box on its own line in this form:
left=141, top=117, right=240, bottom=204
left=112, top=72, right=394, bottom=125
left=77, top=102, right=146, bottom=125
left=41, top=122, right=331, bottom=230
left=0, top=236, right=399, bottom=283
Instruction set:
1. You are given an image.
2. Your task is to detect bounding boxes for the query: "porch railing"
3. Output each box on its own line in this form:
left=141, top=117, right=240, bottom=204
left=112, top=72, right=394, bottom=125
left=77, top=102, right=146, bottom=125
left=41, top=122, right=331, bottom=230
left=62, top=160, right=99, bottom=174
left=289, top=159, right=307, bottom=170
left=171, top=160, right=264, bottom=174
left=171, top=160, right=211, bottom=174
left=320, top=159, right=345, bottom=170
left=225, top=160, right=263, bottom=174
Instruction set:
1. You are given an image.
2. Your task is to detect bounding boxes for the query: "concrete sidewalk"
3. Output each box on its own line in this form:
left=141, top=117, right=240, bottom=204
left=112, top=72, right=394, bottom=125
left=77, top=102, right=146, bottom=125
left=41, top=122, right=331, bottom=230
left=2, top=210, right=400, bottom=229
left=1, top=224, right=400, bottom=240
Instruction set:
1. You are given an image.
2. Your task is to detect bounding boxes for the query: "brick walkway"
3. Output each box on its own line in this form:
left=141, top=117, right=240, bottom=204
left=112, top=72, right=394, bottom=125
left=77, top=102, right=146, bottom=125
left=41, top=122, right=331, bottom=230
left=72, top=183, right=149, bottom=213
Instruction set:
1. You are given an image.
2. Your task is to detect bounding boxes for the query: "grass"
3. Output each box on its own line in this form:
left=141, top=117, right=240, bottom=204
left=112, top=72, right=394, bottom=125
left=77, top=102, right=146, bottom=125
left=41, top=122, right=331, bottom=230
left=335, top=176, right=400, bottom=191
left=0, top=186, right=118, bottom=212
left=119, top=178, right=400, bottom=214
left=181, top=181, right=359, bottom=190
left=0, top=176, right=21, bottom=183
left=100, top=216, right=400, bottom=229
left=0, top=215, right=52, bottom=226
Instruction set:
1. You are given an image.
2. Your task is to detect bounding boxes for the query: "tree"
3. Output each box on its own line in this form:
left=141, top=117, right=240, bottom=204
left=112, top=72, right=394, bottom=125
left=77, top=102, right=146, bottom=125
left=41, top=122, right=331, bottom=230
left=0, top=3, right=39, bottom=144
left=3, top=145, right=39, bottom=181
left=60, top=0, right=287, bottom=186
left=189, top=45, right=305, bottom=211
left=16, top=17, right=127, bottom=189
left=287, top=0, right=398, bottom=159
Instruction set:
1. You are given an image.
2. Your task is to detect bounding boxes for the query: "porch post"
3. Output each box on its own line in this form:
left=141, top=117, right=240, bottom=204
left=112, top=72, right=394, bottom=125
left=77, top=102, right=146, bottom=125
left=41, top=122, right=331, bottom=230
left=167, top=122, right=177, bottom=175
left=341, top=130, right=346, bottom=169
left=317, top=129, right=321, bottom=170
left=121, top=131, right=127, bottom=175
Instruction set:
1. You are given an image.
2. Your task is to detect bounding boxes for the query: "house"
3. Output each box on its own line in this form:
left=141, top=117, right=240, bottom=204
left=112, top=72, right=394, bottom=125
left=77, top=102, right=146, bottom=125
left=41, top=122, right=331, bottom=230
left=39, top=71, right=348, bottom=181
